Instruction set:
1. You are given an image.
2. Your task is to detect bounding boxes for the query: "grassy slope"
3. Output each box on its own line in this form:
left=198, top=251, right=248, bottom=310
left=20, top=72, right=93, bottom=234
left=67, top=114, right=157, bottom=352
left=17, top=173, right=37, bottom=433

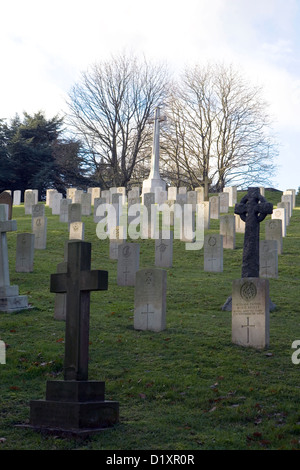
left=0, top=190, right=300, bottom=450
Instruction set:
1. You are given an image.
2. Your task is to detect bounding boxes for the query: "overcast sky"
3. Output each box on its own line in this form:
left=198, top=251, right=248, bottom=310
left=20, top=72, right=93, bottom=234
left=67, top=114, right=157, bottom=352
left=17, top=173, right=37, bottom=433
left=1, top=0, right=300, bottom=191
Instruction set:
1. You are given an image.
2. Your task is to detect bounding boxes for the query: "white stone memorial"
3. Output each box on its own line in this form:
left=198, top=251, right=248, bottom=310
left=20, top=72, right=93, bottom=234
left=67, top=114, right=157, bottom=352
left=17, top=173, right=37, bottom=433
left=59, top=199, right=72, bottom=223
left=220, top=214, right=235, bottom=249
left=32, top=216, right=47, bottom=249
left=204, top=234, right=223, bottom=272
left=232, top=278, right=269, bottom=349
left=109, top=226, right=126, bottom=260
left=134, top=268, right=167, bottom=332
left=16, top=233, right=35, bottom=273
left=117, top=242, right=140, bottom=286
left=259, top=240, right=278, bottom=278
left=219, top=192, right=229, bottom=213
left=13, top=190, right=21, bottom=206
left=69, top=221, right=85, bottom=240
left=210, top=196, right=220, bottom=219
left=81, top=193, right=92, bottom=216
left=142, top=107, right=166, bottom=199
left=271, top=208, right=286, bottom=237
left=265, top=219, right=283, bottom=255
left=155, top=232, right=173, bottom=268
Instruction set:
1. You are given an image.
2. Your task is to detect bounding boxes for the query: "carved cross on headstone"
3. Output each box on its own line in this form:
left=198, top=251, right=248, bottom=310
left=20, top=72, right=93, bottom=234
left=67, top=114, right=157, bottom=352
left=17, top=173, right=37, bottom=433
left=50, top=241, right=108, bottom=381
left=235, top=187, right=273, bottom=278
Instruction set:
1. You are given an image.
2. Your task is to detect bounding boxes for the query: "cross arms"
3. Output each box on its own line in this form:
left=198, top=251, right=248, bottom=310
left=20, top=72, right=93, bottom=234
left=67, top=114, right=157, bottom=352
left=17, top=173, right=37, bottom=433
left=50, top=270, right=108, bottom=294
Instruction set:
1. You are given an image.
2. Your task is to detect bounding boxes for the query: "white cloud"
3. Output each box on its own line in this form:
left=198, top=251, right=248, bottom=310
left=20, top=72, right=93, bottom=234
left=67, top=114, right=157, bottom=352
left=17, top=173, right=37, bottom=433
left=1, top=0, right=300, bottom=189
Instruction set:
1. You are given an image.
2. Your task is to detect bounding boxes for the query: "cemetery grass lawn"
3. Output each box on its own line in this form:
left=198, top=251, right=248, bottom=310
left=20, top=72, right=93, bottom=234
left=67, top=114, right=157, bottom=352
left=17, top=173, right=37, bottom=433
left=0, top=190, right=300, bottom=450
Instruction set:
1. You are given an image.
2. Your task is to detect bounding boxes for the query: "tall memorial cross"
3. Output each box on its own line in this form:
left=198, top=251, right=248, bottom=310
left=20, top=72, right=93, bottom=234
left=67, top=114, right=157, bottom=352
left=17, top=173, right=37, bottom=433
left=235, top=187, right=273, bottom=278
left=147, top=106, right=167, bottom=181
left=50, top=241, right=108, bottom=381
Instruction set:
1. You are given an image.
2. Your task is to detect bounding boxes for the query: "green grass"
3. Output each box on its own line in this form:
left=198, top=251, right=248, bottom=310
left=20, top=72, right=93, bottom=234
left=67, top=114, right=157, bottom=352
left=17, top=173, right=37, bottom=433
left=0, top=190, right=300, bottom=450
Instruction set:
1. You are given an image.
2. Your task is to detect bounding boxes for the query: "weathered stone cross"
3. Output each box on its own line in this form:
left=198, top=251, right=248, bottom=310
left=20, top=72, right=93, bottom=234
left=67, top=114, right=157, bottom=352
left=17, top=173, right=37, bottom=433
left=235, top=187, right=273, bottom=278
left=50, top=241, right=108, bottom=381
left=0, top=205, right=17, bottom=287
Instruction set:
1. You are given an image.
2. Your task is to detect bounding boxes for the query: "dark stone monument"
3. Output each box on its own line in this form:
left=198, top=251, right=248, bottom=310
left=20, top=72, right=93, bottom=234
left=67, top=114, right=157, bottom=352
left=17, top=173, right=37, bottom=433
left=28, top=241, right=119, bottom=435
left=222, top=187, right=274, bottom=311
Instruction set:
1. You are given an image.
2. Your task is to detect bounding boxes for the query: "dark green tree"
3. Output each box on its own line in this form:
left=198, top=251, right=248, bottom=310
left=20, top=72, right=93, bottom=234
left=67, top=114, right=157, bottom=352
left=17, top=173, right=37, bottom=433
left=0, top=111, right=87, bottom=198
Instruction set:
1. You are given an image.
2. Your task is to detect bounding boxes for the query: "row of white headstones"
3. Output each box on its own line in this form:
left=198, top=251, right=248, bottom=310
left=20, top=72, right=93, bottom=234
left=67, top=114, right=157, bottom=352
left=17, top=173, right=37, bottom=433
left=2, top=186, right=297, bottom=349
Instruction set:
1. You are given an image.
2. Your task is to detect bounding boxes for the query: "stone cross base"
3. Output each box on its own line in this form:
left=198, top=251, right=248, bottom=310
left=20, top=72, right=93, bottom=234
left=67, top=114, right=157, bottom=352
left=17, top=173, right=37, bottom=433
left=28, top=380, right=119, bottom=436
left=0, top=285, right=28, bottom=312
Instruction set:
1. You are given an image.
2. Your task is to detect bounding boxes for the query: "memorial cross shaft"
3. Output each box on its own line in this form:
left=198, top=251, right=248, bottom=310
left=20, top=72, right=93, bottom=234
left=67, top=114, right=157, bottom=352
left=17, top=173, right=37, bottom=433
left=235, top=187, right=273, bottom=278
left=50, top=241, right=108, bottom=381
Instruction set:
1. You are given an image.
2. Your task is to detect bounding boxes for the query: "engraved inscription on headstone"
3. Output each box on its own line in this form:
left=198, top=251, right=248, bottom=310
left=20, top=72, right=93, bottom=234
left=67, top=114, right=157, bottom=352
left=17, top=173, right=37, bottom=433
left=204, top=234, right=223, bottom=272
left=134, top=268, right=167, bottom=332
left=232, top=278, right=269, bottom=349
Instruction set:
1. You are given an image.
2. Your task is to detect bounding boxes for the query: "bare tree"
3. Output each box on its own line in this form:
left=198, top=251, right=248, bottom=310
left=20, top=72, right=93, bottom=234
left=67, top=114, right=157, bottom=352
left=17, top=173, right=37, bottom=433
left=66, top=53, right=169, bottom=188
left=161, top=63, right=278, bottom=194
left=213, top=63, right=278, bottom=190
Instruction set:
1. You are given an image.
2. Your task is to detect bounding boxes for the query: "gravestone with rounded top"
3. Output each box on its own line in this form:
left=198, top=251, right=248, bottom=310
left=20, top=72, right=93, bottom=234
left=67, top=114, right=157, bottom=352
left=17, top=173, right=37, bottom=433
left=134, top=268, right=167, bottom=332
left=117, top=242, right=140, bottom=286
left=204, top=234, right=223, bottom=272
left=232, top=278, right=269, bottom=349
left=16, top=233, right=35, bottom=273
left=265, top=219, right=283, bottom=255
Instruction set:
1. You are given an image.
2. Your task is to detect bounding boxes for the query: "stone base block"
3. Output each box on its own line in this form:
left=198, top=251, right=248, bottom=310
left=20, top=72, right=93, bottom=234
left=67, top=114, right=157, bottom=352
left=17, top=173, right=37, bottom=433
left=46, top=380, right=105, bottom=402
left=0, top=294, right=28, bottom=312
left=28, top=380, right=119, bottom=434
left=0, top=285, right=19, bottom=297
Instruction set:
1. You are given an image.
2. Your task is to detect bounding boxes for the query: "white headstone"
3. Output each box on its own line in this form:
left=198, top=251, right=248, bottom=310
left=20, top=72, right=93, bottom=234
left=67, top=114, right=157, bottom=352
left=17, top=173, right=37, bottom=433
left=59, top=199, right=72, bottom=222
left=235, top=213, right=245, bottom=233
left=24, top=190, right=36, bottom=215
left=284, top=189, right=296, bottom=208
left=66, top=188, right=77, bottom=202
left=134, top=268, right=167, bottom=332
left=204, top=234, right=223, bottom=272
left=195, top=187, right=204, bottom=202
left=220, top=214, right=235, bottom=249
left=232, top=278, right=269, bottom=349
left=219, top=192, right=229, bottom=213
left=109, top=225, right=126, bottom=260
left=69, top=221, right=85, bottom=240
left=265, top=219, right=283, bottom=255
left=155, top=232, right=173, bottom=268
left=281, top=194, right=293, bottom=218
left=68, top=203, right=82, bottom=224
left=259, top=240, right=278, bottom=278
left=16, top=233, right=35, bottom=272
left=13, top=190, right=21, bottom=206
left=210, top=196, right=220, bottom=219
left=81, top=193, right=92, bottom=216
left=32, top=216, right=47, bottom=249
left=223, top=186, right=237, bottom=206
left=117, top=242, right=140, bottom=286
left=94, top=198, right=107, bottom=223
left=271, top=208, right=286, bottom=236
left=51, top=193, right=63, bottom=215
